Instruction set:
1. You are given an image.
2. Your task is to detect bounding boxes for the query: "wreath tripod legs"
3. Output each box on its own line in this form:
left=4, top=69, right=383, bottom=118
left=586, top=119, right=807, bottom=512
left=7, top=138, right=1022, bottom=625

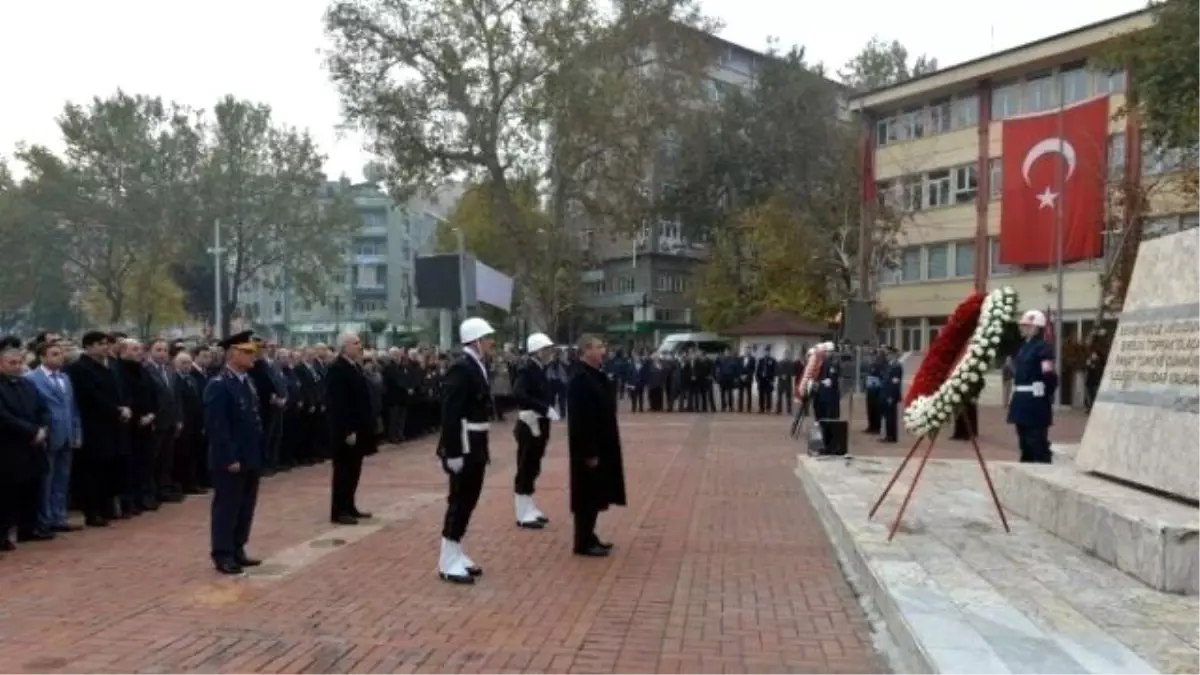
left=867, top=414, right=1010, bottom=542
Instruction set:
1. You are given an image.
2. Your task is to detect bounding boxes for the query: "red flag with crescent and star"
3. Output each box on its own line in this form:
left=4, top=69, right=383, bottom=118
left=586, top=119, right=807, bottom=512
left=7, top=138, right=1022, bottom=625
left=998, top=96, right=1109, bottom=266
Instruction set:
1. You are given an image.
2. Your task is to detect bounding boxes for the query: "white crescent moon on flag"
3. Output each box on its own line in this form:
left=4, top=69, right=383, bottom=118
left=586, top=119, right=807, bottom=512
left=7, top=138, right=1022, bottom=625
left=1021, top=138, right=1077, bottom=185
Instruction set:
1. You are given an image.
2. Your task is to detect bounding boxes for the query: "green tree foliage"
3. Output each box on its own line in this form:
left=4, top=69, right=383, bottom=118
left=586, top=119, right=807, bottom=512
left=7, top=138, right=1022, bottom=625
left=323, top=0, right=715, bottom=329
left=664, top=46, right=905, bottom=328
left=436, top=179, right=580, bottom=337
left=839, top=36, right=939, bottom=91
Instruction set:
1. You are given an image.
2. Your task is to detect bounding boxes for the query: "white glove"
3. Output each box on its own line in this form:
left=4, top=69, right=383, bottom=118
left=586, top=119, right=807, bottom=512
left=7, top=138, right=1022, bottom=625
left=546, top=407, right=561, bottom=422
left=518, top=410, right=541, bottom=438
left=1031, top=382, right=1046, bottom=398
left=444, top=457, right=464, bottom=474
left=821, top=378, right=832, bottom=387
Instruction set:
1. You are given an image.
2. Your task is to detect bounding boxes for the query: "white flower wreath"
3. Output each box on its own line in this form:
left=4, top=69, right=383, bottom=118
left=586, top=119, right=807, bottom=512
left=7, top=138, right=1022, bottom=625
left=903, top=286, right=1020, bottom=437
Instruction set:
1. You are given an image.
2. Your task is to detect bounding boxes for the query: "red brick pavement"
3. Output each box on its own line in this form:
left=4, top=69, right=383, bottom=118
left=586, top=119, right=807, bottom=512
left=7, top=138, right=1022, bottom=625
left=0, top=413, right=882, bottom=674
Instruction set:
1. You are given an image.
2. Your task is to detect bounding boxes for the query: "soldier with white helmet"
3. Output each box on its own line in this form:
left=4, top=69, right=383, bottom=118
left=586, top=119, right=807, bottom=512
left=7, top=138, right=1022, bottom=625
left=511, top=332, right=561, bottom=529
left=1008, top=309, right=1058, bottom=463
left=435, top=317, right=497, bottom=584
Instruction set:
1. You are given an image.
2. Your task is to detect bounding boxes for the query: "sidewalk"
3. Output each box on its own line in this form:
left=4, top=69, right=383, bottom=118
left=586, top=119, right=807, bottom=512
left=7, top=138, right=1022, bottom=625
left=0, top=413, right=884, bottom=674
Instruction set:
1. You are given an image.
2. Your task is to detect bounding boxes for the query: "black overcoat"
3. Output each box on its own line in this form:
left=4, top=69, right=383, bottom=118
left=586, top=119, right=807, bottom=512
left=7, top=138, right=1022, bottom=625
left=566, top=361, right=627, bottom=514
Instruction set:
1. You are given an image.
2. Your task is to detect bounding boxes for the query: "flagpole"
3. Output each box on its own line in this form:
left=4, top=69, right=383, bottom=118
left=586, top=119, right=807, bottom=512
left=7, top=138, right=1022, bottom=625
left=1053, top=75, right=1066, bottom=398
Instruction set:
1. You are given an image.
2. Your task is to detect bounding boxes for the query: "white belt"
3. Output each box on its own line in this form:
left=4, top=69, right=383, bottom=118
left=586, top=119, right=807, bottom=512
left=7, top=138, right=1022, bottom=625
left=1013, top=384, right=1045, bottom=397
left=459, top=420, right=489, bottom=455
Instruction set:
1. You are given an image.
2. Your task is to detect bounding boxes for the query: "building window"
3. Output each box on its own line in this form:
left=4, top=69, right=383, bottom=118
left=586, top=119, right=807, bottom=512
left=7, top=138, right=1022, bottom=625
left=1022, top=71, right=1056, bottom=113
left=928, top=99, right=952, bottom=134
left=660, top=220, right=682, bottom=241
left=356, top=242, right=382, bottom=256
left=898, top=108, right=924, bottom=141
left=954, top=240, right=975, bottom=278
left=1093, top=68, right=1126, bottom=95
left=989, top=236, right=1014, bottom=275
left=1108, top=133, right=1126, bottom=181
left=376, top=264, right=388, bottom=285
left=927, top=244, right=949, bottom=279
left=332, top=272, right=345, bottom=286
left=899, top=246, right=921, bottom=282
left=954, top=164, right=978, bottom=204
left=900, top=176, right=924, bottom=212
left=273, top=300, right=282, bottom=316
left=877, top=117, right=897, bottom=146
left=900, top=318, right=923, bottom=352
left=876, top=179, right=896, bottom=210
left=954, top=93, right=979, bottom=129
left=655, top=274, right=685, bottom=293
left=1060, top=63, right=1089, bottom=105
left=581, top=229, right=595, bottom=248
left=876, top=264, right=898, bottom=286
left=584, top=280, right=607, bottom=296
left=991, top=81, right=1021, bottom=119
left=989, top=158, right=1003, bottom=200
left=1142, top=140, right=1186, bottom=175
left=655, top=308, right=683, bottom=323
left=925, top=170, right=952, bottom=208
left=616, top=276, right=635, bottom=293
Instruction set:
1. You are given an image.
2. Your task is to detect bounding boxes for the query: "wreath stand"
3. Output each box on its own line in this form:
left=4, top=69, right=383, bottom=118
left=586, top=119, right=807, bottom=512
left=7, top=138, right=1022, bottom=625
left=866, top=412, right=1010, bottom=542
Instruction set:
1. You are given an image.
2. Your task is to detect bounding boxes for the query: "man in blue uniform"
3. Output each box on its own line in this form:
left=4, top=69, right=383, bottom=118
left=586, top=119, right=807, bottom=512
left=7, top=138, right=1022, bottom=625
left=204, top=331, right=265, bottom=575
left=863, top=349, right=885, bottom=434
left=1007, top=310, right=1058, bottom=463
left=512, top=332, right=560, bottom=529
left=880, top=346, right=903, bottom=443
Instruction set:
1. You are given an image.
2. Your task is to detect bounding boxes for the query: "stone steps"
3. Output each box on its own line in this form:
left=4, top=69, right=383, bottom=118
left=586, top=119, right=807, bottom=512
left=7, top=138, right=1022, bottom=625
left=798, top=455, right=1198, bottom=674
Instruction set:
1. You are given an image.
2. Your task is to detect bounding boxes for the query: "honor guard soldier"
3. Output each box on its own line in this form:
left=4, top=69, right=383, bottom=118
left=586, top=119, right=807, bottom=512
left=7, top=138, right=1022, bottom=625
left=1007, top=310, right=1058, bottom=463
left=203, top=331, right=265, bottom=575
left=512, top=332, right=561, bottom=529
left=436, top=317, right=497, bottom=584
left=880, top=346, right=903, bottom=443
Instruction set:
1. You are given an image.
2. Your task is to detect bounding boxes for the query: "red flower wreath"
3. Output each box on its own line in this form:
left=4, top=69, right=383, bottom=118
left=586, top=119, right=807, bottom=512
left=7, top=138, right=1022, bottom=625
left=902, top=291, right=986, bottom=408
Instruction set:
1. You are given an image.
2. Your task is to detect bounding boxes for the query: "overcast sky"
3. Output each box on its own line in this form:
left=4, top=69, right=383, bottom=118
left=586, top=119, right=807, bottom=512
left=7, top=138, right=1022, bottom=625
left=0, top=0, right=1145, bottom=182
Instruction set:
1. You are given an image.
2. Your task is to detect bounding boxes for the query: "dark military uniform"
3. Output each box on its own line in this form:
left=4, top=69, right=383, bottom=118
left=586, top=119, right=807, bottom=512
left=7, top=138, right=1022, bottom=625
left=881, top=354, right=903, bottom=443
left=204, top=346, right=265, bottom=574
left=1007, top=337, right=1057, bottom=463
left=437, top=349, right=494, bottom=581
left=512, top=357, right=554, bottom=527
left=755, top=351, right=777, bottom=413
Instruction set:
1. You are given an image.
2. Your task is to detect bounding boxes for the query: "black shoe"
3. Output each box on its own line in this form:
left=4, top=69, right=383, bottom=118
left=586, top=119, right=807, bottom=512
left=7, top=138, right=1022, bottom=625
left=465, top=565, right=483, bottom=577
left=51, top=524, right=83, bottom=533
left=236, top=555, right=262, bottom=567
left=438, top=571, right=475, bottom=585
left=0, top=539, right=14, bottom=552
left=85, top=515, right=110, bottom=527
left=331, top=514, right=359, bottom=526
left=184, top=487, right=209, bottom=496
left=517, top=520, right=545, bottom=530
left=351, top=509, right=373, bottom=519
left=17, top=530, right=55, bottom=542
left=159, top=493, right=185, bottom=504
left=214, top=560, right=244, bottom=575
left=141, top=499, right=160, bottom=512
left=573, top=544, right=610, bottom=557
left=594, top=539, right=614, bottom=550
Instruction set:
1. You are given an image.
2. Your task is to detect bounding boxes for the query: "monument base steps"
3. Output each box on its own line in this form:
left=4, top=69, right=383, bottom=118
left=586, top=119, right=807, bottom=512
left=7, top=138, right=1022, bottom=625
left=798, top=455, right=1198, bottom=674
left=993, top=457, right=1199, bottom=595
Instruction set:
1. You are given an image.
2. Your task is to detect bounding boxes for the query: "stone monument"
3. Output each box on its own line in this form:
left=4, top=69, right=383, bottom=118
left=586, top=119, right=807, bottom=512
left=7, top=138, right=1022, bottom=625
left=1074, top=229, right=1199, bottom=501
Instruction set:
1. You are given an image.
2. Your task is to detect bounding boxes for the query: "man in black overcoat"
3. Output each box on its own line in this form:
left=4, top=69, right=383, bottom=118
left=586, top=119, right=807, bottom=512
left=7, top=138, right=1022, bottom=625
left=566, top=334, right=627, bottom=557
left=326, top=332, right=377, bottom=525
left=0, top=343, right=51, bottom=547
left=65, top=331, right=131, bottom=526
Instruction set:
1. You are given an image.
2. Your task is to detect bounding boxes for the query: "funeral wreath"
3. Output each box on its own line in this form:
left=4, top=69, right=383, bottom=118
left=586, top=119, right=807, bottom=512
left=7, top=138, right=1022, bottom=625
left=903, top=287, right=1020, bottom=437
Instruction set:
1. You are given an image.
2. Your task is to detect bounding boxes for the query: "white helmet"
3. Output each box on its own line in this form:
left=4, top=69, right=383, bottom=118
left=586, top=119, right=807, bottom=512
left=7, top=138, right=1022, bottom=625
left=1019, top=309, right=1047, bottom=327
left=526, top=332, right=554, bottom=354
left=818, top=341, right=835, bottom=351
left=459, top=317, right=495, bottom=344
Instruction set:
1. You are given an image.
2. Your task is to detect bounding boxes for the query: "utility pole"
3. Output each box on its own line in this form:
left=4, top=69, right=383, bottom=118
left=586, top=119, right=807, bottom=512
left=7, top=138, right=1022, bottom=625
left=454, top=226, right=467, bottom=320
left=208, top=220, right=225, bottom=339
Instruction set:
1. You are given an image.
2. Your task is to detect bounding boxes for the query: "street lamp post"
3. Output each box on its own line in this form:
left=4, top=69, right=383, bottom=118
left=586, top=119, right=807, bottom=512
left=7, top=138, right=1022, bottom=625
left=208, top=219, right=226, bottom=339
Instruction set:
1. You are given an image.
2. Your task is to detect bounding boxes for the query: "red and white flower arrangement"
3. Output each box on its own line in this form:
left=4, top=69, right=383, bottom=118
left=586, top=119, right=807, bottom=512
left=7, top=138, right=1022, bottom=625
left=903, top=286, right=1020, bottom=437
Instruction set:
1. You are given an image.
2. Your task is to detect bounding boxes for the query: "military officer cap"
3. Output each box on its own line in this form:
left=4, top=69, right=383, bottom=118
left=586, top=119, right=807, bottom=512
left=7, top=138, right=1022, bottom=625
left=218, top=330, right=258, bottom=353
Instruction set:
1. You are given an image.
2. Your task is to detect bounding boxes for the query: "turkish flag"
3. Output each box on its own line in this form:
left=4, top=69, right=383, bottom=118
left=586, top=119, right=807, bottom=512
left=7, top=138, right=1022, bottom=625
left=999, top=96, right=1109, bottom=266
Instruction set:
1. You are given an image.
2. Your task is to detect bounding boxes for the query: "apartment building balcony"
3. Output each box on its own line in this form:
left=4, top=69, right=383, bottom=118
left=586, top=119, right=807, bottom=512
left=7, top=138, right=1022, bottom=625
left=351, top=284, right=388, bottom=298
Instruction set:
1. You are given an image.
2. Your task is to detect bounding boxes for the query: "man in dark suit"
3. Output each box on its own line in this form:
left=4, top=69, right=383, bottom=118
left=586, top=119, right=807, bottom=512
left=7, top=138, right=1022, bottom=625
left=511, top=332, right=560, bottom=529
left=66, top=332, right=130, bottom=526
left=293, top=348, right=324, bottom=465
left=737, top=347, right=756, bottom=413
left=204, top=331, right=265, bottom=575
left=880, top=346, right=903, bottom=443
left=326, top=332, right=377, bottom=525
left=117, top=339, right=157, bottom=514
left=146, top=339, right=184, bottom=503
left=0, top=343, right=52, bottom=548
left=436, top=317, right=497, bottom=584
left=566, top=334, right=627, bottom=557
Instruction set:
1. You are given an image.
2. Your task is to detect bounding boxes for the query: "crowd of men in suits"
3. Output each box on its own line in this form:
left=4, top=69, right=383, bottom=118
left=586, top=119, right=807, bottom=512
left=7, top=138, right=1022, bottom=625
left=616, top=346, right=804, bottom=415
left=0, top=329, right=471, bottom=554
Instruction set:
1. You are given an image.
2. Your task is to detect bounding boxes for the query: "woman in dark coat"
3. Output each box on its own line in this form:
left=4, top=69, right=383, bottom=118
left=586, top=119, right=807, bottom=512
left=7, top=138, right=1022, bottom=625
left=566, top=334, right=627, bottom=557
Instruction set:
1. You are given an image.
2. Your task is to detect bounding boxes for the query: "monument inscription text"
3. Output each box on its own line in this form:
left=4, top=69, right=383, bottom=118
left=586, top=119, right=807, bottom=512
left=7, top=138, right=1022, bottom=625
left=1108, top=318, right=1200, bottom=388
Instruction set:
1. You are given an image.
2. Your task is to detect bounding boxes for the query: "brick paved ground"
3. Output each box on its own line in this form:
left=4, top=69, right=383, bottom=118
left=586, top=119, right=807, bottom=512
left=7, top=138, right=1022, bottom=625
left=0, top=411, right=884, bottom=674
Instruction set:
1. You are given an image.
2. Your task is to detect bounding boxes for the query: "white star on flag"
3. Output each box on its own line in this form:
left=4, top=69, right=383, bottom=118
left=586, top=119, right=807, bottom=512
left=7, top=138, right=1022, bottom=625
left=1035, top=186, right=1058, bottom=209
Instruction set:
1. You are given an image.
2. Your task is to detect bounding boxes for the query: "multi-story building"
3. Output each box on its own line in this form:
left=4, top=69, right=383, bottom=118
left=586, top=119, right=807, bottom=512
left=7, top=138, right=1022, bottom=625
left=241, top=180, right=463, bottom=346
left=572, top=34, right=772, bottom=349
left=850, top=8, right=1196, bottom=353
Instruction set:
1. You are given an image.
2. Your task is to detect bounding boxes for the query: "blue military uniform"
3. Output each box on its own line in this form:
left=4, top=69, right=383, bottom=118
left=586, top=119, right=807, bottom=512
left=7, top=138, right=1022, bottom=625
left=881, top=354, right=903, bottom=442
left=814, top=351, right=841, bottom=421
left=1006, top=336, right=1057, bottom=463
left=204, top=332, right=265, bottom=574
left=863, top=354, right=885, bottom=433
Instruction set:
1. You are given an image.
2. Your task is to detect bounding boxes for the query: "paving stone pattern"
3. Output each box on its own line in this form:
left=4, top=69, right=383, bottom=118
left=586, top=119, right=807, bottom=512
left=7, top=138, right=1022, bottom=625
left=0, top=414, right=882, bottom=674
